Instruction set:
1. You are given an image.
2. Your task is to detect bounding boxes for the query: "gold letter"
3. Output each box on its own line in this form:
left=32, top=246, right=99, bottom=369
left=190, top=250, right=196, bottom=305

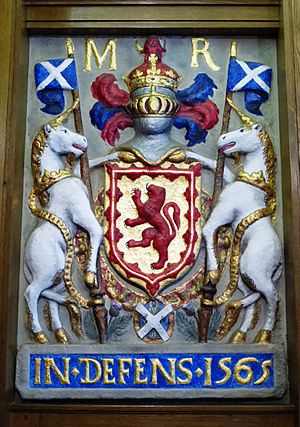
left=44, top=357, right=70, bottom=385
left=216, top=357, right=232, bottom=385
left=134, top=358, right=148, bottom=384
left=191, top=38, right=220, bottom=71
left=234, top=357, right=258, bottom=385
left=102, top=358, right=116, bottom=384
left=254, top=360, right=272, bottom=385
left=151, top=358, right=176, bottom=385
left=204, top=357, right=212, bottom=386
left=118, top=358, right=132, bottom=385
left=79, top=358, right=102, bottom=384
left=84, top=38, right=117, bottom=72
left=34, top=357, right=41, bottom=385
left=177, top=358, right=193, bottom=385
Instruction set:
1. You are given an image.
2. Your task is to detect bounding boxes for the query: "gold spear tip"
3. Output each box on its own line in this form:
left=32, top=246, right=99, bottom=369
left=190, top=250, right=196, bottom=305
left=66, top=38, right=75, bottom=57
left=230, top=40, right=237, bottom=58
left=135, top=39, right=143, bottom=53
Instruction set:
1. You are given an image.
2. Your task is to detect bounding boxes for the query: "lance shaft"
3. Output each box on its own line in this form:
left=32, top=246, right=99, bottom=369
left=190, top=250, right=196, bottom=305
left=66, top=38, right=108, bottom=344
left=198, top=41, right=236, bottom=343
left=211, top=40, right=236, bottom=207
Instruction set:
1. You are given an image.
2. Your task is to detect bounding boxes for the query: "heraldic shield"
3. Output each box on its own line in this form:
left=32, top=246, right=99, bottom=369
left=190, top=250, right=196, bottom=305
left=103, top=160, right=202, bottom=297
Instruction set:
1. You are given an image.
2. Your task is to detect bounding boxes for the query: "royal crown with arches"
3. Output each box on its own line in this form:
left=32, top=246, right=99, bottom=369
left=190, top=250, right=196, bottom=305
left=89, top=36, right=219, bottom=146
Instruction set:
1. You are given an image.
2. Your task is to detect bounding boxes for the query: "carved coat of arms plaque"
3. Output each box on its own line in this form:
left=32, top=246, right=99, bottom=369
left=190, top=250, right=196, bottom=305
left=15, top=35, right=287, bottom=399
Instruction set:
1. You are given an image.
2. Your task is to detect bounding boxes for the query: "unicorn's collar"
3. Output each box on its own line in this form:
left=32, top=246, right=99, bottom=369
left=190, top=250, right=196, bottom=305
left=235, top=166, right=274, bottom=195
left=35, top=167, right=73, bottom=195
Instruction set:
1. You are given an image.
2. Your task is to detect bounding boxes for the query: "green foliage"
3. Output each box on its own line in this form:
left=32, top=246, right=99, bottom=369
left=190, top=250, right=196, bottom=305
left=84, top=309, right=132, bottom=342
left=83, top=309, right=98, bottom=341
left=108, top=314, right=132, bottom=343
left=176, top=307, right=222, bottom=342
left=208, top=308, right=222, bottom=340
left=176, top=309, right=198, bottom=342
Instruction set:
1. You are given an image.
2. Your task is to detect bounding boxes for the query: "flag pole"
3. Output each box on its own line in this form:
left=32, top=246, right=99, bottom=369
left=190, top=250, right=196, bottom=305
left=66, top=38, right=108, bottom=344
left=198, top=41, right=237, bottom=343
left=211, top=40, right=237, bottom=207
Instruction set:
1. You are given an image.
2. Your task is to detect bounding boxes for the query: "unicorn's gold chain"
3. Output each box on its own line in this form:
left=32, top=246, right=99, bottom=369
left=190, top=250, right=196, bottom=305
left=28, top=190, right=90, bottom=309
left=214, top=206, right=273, bottom=307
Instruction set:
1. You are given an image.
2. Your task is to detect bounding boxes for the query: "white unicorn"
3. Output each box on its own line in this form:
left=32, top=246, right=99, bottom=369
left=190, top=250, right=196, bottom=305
left=201, top=101, right=283, bottom=344
left=24, top=102, right=116, bottom=344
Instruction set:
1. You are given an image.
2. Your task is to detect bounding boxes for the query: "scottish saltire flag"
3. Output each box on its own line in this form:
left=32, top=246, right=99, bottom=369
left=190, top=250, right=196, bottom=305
left=227, top=59, right=272, bottom=115
left=34, top=58, right=78, bottom=114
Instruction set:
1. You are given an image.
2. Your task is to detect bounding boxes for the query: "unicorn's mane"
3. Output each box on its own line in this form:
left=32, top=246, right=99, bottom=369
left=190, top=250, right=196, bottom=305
left=260, top=128, right=277, bottom=220
left=31, top=128, right=49, bottom=206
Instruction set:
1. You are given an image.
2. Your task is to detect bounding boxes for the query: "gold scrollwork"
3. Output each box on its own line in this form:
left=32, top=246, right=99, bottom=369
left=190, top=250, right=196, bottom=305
left=100, top=251, right=204, bottom=311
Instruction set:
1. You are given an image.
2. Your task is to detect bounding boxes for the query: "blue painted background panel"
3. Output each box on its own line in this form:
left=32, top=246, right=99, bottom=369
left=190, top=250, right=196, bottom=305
left=30, top=352, right=274, bottom=390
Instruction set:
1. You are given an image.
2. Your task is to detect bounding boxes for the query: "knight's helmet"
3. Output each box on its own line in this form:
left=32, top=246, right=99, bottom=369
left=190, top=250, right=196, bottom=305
left=123, top=36, right=182, bottom=118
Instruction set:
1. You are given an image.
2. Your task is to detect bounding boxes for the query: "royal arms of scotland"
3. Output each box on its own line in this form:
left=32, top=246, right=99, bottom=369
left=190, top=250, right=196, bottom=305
left=16, top=36, right=287, bottom=399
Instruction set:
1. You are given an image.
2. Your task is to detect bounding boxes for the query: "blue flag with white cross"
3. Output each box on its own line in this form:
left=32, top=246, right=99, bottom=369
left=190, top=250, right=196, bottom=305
left=227, top=58, right=272, bottom=116
left=34, top=58, right=78, bottom=114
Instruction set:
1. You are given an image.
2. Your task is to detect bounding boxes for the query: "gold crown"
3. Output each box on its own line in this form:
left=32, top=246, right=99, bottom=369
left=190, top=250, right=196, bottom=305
left=126, top=87, right=179, bottom=117
left=123, top=53, right=181, bottom=93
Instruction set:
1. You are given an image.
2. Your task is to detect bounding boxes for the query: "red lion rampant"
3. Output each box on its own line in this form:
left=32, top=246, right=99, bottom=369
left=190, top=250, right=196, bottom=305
left=125, top=184, right=181, bottom=270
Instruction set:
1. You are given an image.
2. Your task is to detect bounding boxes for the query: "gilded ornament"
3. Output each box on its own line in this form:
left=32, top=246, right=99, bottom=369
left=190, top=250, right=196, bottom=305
left=249, top=300, right=261, bottom=330
left=100, top=252, right=203, bottom=311
left=216, top=300, right=243, bottom=340
left=65, top=300, right=84, bottom=338
left=66, top=37, right=75, bottom=56
left=227, top=97, right=254, bottom=127
left=254, top=329, right=272, bottom=344
left=84, top=271, right=98, bottom=289
left=123, top=47, right=181, bottom=93
left=116, top=147, right=187, bottom=166
left=230, top=330, right=246, bottom=344
left=32, top=331, right=48, bottom=344
left=205, top=269, right=220, bottom=285
left=126, top=87, right=179, bottom=117
left=54, top=328, right=69, bottom=344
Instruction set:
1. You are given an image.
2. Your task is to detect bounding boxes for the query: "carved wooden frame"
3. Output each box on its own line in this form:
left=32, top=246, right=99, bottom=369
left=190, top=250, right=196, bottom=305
left=1, top=1, right=299, bottom=426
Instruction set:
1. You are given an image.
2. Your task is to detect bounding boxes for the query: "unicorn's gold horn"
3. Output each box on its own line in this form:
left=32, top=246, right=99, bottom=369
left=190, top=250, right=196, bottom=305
left=49, top=96, right=80, bottom=128
left=226, top=97, right=254, bottom=127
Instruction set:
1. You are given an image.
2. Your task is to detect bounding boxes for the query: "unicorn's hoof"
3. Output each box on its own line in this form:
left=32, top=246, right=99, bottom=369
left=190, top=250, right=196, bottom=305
left=55, top=328, right=69, bottom=344
left=84, top=271, right=98, bottom=288
left=33, top=331, right=48, bottom=344
left=254, top=329, right=272, bottom=344
left=230, top=330, right=246, bottom=343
